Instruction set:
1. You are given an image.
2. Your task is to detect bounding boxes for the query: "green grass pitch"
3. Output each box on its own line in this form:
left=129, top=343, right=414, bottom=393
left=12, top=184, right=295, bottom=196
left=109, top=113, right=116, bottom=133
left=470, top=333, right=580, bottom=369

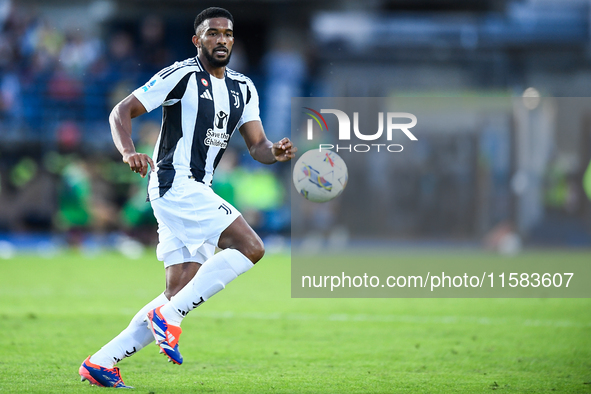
left=0, top=250, right=590, bottom=393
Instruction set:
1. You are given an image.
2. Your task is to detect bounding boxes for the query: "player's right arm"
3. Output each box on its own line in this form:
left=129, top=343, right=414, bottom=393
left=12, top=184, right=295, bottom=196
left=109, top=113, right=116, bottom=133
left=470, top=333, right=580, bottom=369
left=114, top=60, right=194, bottom=176
left=109, top=94, right=154, bottom=177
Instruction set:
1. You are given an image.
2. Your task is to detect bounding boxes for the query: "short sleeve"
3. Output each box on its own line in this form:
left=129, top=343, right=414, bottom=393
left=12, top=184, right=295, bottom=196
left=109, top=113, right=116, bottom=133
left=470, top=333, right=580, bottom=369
left=237, top=79, right=261, bottom=129
left=132, top=67, right=186, bottom=113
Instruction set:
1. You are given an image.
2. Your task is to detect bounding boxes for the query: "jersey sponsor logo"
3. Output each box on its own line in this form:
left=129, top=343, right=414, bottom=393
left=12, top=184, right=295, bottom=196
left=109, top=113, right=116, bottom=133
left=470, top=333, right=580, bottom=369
left=200, top=90, right=213, bottom=100
left=201, top=78, right=209, bottom=86
left=204, top=128, right=230, bottom=149
left=215, top=110, right=229, bottom=129
left=231, top=90, right=240, bottom=108
left=142, top=79, right=157, bottom=92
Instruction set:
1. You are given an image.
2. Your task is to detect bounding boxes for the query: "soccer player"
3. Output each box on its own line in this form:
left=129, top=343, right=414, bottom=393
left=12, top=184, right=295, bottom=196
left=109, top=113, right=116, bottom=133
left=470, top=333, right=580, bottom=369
left=79, top=7, right=296, bottom=388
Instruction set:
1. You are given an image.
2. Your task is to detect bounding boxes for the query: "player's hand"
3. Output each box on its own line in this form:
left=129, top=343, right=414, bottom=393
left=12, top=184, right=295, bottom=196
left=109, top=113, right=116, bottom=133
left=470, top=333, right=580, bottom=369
left=122, top=152, right=154, bottom=178
left=271, top=137, right=297, bottom=162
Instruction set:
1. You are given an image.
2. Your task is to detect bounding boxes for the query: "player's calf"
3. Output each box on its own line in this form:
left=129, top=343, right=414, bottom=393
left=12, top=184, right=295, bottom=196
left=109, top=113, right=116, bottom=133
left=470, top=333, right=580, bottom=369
left=150, top=248, right=254, bottom=364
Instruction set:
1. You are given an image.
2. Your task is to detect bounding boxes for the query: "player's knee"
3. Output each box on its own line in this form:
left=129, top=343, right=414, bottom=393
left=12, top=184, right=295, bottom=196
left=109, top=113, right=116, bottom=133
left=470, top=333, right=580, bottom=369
left=252, top=239, right=265, bottom=263
left=243, top=237, right=265, bottom=264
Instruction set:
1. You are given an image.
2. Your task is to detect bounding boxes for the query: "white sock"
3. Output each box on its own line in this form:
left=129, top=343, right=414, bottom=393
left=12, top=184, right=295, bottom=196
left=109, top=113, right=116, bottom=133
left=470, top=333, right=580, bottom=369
left=90, top=292, right=168, bottom=368
left=159, top=249, right=254, bottom=326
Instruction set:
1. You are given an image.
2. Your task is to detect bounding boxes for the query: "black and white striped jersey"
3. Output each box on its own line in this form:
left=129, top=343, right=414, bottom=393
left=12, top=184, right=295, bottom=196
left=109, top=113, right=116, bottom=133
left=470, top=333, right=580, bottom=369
left=132, top=56, right=260, bottom=201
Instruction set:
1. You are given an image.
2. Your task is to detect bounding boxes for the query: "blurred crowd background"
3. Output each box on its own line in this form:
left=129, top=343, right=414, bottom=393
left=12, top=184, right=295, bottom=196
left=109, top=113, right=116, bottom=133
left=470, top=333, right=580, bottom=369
left=1, top=0, right=591, bottom=254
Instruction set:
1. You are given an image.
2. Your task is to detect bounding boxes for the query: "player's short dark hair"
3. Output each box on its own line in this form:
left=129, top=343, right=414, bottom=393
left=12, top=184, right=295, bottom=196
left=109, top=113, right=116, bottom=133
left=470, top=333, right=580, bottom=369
left=194, top=7, right=234, bottom=33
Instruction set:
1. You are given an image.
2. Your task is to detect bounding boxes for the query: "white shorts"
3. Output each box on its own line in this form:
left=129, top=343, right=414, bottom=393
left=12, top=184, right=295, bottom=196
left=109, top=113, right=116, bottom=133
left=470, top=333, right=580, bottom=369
left=150, top=176, right=241, bottom=268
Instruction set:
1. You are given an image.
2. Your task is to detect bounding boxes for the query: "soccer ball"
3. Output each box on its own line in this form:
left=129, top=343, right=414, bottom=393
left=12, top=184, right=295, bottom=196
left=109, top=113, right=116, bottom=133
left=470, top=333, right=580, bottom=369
left=292, top=150, right=348, bottom=202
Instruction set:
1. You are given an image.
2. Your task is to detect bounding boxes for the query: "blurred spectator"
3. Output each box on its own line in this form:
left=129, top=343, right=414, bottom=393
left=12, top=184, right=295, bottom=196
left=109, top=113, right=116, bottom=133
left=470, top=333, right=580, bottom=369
left=106, top=31, right=139, bottom=79
left=0, top=67, right=21, bottom=134
left=59, top=29, right=101, bottom=77
left=95, top=31, right=139, bottom=111
left=28, top=18, right=64, bottom=65
left=120, top=121, right=159, bottom=243
left=55, top=157, right=92, bottom=232
left=138, top=15, right=172, bottom=78
left=262, top=33, right=306, bottom=141
left=0, top=0, right=10, bottom=28
left=212, top=148, right=239, bottom=207
left=584, top=160, right=591, bottom=202
left=48, top=65, right=82, bottom=100
left=46, top=64, right=84, bottom=120
left=227, top=41, right=248, bottom=73
left=0, top=153, right=55, bottom=232
left=41, top=122, right=119, bottom=243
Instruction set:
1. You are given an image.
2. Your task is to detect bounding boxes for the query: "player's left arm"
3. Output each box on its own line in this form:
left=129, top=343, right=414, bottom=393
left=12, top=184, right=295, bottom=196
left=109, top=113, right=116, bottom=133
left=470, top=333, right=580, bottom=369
left=239, top=120, right=297, bottom=164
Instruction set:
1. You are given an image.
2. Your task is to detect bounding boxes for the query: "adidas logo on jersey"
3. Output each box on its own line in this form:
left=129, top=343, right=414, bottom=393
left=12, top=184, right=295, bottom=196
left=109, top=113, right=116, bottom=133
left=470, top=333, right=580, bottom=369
left=200, top=90, right=213, bottom=100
